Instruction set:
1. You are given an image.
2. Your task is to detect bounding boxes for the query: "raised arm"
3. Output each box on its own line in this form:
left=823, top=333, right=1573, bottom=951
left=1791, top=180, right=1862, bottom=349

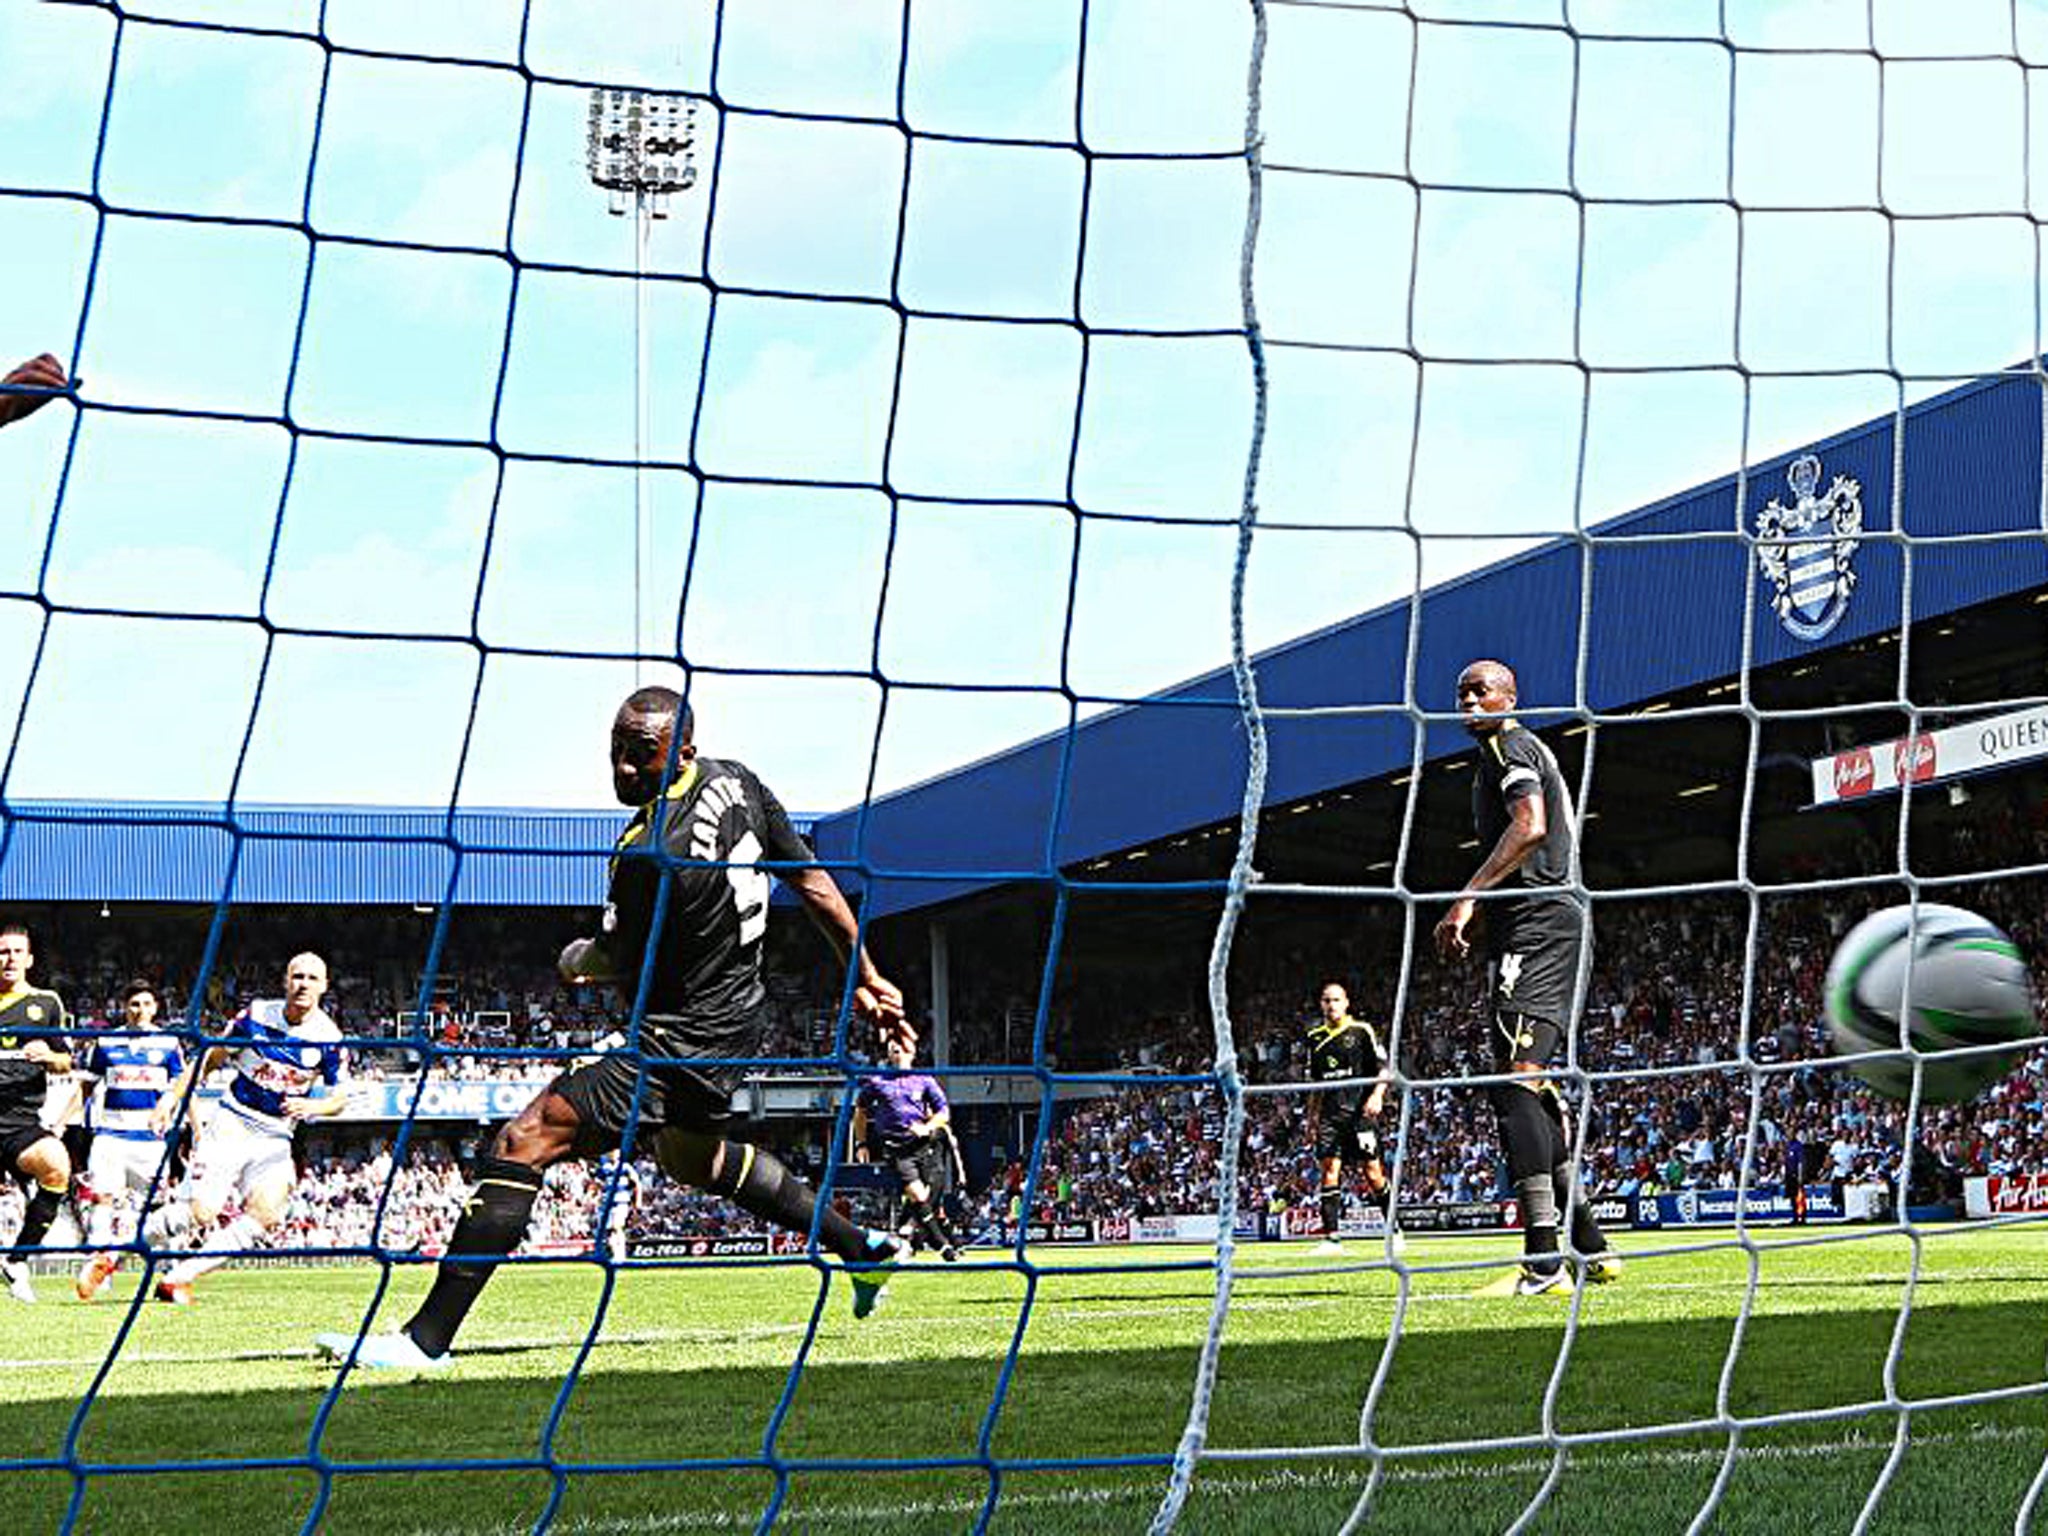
left=0, top=354, right=70, bottom=429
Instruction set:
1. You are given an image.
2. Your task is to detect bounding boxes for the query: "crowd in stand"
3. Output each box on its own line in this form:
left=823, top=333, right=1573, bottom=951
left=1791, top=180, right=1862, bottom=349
left=253, top=865, right=2048, bottom=1249
left=983, top=866, right=2048, bottom=1231
left=7, top=800, right=2047, bottom=1253
left=279, top=1142, right=641, bottom=1253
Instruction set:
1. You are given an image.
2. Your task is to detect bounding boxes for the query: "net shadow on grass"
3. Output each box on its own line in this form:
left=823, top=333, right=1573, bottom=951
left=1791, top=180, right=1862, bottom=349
left=0, top=1297, right=2039, bottom=1535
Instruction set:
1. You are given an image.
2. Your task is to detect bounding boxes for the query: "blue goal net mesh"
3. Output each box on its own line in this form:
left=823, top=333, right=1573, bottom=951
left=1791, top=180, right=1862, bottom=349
left=1, top=1, right=2046, bottom=1533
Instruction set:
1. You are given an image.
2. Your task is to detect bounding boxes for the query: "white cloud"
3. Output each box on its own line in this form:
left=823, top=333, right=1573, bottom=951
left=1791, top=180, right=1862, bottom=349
left=715, top=0, right=902, bottom=118
left=1580, top=203, right=1739, bottom=369
left=99, top=20, right=323, bottom=222
left=678, top=484, right=890, bottom=675
left=905, top=0, right=1080, bottom=140
left=323, top=0, right=525, bottom=65
left=708, top=115, right=905, bottom=299
left=1411, top=19, right=1575, bottom=191
left=1082, top=157, right=1243, bottom=332
left=1732, top=52, right=1880, bottom=208
left=889, top=320, right=1082, bottom=501
left=313, top=56, right=524, bottom=248
left=1882, top=60, right=2026, bottom=215
left=0, top=4, right=114, bottom=192
left=266, top=443, right=499, bottom=638
left=291, top=245, right=513, bottom=440
left=876, top=500, right=1075, bottom=687
left=1261, top=4, right=1411, bottom=174
left=1572, top=38, right=1731, bottom=203
left=695, top=299, right=899, bottom=483
left=44, top=414, right=283, bottom=619
left=82, top=218, right=306, bottom=417
left=236, top=633, right=481, bottom=803
left=1412, top=191, right=1581, bottom=362
left=1737, top=211, right=1892, bottom=373
left=1081, top=0, right=1248, bottom=152
left=7, top=613, right=269, bottom=803
left=521, top=0, right=717, bottom=92
left=899, top=140, right=1084, bottom=319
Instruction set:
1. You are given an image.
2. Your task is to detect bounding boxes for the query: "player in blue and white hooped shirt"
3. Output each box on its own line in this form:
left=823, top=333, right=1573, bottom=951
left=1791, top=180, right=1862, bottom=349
left=72, top=980, right=188, bottom=1301
left=143, top=954, right=350, bottom=1304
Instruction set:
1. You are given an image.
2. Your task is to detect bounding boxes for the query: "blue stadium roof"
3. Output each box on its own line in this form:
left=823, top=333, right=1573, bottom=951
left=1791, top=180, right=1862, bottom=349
left=8, top=372, right=2040, bottom=916
left=0, top=803, right=814, bottom=907
left=0, top=803, right=624, bottom=906
left=811, top=367, right=2048, bottom=917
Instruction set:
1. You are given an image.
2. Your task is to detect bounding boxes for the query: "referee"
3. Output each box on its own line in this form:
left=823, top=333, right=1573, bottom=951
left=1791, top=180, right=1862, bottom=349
left=1433, top=659, right=1617, bottom=1295
left=853, top=1036, right=961, bottom=1260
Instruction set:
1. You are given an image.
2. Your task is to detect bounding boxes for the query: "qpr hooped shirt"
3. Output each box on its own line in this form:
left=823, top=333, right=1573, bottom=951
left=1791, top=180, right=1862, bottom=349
left=218, top=999, right=345, bottom=1133
left=83, top=1032, right=188, bottom=1142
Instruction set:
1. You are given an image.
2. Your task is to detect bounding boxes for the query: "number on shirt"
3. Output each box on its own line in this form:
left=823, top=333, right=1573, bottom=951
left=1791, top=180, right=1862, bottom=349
left=727, top=831, right=770, bottom=945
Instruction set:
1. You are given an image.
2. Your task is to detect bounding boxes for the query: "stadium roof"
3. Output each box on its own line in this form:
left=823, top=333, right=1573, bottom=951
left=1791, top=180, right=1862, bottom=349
left=0, top=802, right=806, bottom=908
left=5, top=374, right=2039, bottom=917
left=811, top=366, right=2048, bottom=918
left=0, top=803, right=623, bottom=906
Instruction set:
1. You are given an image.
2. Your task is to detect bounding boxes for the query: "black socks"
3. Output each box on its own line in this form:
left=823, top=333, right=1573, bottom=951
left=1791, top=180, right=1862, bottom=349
left=905, top=1195, right=955, bottom=1254
left=405, top=1157, right=544, bottom=1359
left=709, top=1141, right=870, bottom=1264
left=8, top=1184, right=62, bottom=1258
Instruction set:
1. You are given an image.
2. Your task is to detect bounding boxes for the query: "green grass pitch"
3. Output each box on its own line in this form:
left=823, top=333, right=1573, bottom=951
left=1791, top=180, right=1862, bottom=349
left=0, top=1227, right=2042, bottom=1534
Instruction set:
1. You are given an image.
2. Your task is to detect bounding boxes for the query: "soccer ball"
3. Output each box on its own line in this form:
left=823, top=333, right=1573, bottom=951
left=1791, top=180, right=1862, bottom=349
left=1824, top=902, right=2039, bottom=1103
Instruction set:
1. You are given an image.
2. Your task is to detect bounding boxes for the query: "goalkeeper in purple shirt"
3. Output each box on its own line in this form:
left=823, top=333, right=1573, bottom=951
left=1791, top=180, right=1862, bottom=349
left=852, top=1036, right=961, bottom=1261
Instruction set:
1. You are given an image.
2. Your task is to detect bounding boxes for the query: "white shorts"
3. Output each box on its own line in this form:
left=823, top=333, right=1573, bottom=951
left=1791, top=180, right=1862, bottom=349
left=189, top=1108, right=295, bottom=1209
left=86, top=1134, right=177, bottom=1201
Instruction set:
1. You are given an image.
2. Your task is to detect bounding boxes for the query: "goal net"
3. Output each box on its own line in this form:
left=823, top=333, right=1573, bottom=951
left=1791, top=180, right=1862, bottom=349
left=0, top=2, right=2044, bottom=1533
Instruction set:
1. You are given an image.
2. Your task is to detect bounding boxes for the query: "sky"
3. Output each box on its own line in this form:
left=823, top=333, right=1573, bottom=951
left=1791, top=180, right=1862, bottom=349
left=0, top=0, right=2046, bottom=815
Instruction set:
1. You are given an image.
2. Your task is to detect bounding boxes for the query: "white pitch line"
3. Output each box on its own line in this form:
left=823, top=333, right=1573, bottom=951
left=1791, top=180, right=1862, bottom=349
left=393, top=1424, right=2041, bottom=1536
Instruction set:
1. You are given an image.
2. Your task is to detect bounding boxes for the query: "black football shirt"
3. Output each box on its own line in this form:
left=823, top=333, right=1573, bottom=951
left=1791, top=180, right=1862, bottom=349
left=1307, top=1016, right=1385, bottom=1117
left=600, top=756, right=812, bottom=1046
left=0, top=987, right=70, bottom=1120
left=1471, top=721, right=1584, bottom=955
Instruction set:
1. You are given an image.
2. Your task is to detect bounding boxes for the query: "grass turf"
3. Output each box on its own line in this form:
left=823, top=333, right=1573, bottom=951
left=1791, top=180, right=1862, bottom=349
left=0, top=1226, right=2042, bottom=1534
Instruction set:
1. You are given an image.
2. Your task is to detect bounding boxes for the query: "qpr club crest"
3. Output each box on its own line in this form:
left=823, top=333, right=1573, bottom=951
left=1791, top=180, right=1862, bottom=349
left=1754, top=454, right=1862, bottom=641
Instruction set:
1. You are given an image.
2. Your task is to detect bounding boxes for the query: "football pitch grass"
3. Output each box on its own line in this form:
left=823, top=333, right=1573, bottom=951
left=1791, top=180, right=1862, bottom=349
left=0, top=1226, right=2041, bottom=1535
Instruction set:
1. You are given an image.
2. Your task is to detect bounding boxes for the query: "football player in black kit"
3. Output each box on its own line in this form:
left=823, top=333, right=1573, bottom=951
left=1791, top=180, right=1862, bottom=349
left=0, top=924, right=75, bottom=1304
left=1305, top=982, right=1400, bottom=1257
left=319, top=686, right=913, bottom=1369
left=1433, top=660, right=1619, bottom=1295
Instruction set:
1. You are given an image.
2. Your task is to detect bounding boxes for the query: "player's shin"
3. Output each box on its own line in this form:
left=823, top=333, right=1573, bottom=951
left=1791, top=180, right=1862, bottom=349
left=85, top=1192, right=122, bottom=1249
left=1554, top=1161, right=1607, bottom=1258
left=1515, top=1174, right=1561, bottom=1268
left=1493, top=1085, right=1561, bottom=1268
left=7, top=1182, right=65, bottom=1257
left=404, top=1157, right=544, bottom=1359
left=1318, top=1188, right=1342, bottom=1237
left=709, top=1140, right=870, bottom=1263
